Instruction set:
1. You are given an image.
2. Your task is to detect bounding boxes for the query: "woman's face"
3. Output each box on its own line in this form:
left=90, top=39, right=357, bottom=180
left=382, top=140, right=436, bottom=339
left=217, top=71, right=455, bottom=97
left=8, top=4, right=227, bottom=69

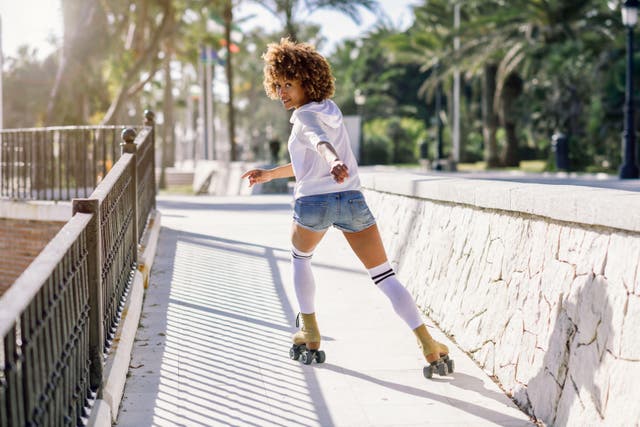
left=274, top=78, right=309, bottom=110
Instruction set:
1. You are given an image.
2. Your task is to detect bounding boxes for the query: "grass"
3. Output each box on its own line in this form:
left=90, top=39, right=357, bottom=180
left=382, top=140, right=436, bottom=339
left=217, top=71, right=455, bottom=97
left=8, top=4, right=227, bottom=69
left=457, top=160, right=547, bottom=173
left=392, top=159, right=548, bottom=173
left=158, top=184, right=194, bottom=195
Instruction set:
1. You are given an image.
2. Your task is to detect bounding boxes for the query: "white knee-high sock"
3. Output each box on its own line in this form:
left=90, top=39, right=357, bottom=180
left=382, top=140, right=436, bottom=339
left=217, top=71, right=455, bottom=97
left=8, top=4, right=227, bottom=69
left=369, top=261, right=423, bottom=329
left=292, top=247, right=316, bottom=314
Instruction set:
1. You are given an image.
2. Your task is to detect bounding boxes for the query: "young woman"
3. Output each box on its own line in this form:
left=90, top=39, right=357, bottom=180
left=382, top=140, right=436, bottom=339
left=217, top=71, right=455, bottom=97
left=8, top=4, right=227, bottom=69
left=242, top=38, right=453, bottom=378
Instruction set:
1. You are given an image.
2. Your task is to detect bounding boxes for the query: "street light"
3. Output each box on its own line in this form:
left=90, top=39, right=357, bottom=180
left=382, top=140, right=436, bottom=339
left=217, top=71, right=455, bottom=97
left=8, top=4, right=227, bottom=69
left=620, top=0, right=640, bottom=179
left=354, top=89, right=366, bottom=163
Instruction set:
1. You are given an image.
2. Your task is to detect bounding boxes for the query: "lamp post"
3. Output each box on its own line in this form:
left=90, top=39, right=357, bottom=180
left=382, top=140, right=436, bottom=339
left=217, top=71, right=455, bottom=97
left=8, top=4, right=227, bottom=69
left=621, top=0, right=640, bottom=179
left=354, top=89, right=366, bottom=163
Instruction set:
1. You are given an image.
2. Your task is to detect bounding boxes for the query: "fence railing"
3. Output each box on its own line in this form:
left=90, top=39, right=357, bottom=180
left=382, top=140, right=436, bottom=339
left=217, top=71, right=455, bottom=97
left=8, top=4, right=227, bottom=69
left=0, top=212, right=93, bottom=427
left=0, top=124, right=146, bottom=202
left=0, top=111, right=156, bottom=426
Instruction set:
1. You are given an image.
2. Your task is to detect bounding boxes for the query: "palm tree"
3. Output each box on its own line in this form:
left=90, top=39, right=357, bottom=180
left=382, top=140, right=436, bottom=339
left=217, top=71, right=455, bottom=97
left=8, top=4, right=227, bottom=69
left=392, top=0, right=617, bottom=167
left=250, top=0, right=380, bottom=42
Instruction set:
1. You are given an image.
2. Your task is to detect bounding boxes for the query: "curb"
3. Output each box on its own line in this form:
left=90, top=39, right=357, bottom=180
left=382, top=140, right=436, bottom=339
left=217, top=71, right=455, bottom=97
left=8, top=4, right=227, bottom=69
left=88, top=210, right=162, bottom=426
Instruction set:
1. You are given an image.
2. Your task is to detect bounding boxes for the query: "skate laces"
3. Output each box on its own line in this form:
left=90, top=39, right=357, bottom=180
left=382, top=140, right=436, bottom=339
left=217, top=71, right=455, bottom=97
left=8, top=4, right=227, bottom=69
left=295, top=312, right=311, bottom=331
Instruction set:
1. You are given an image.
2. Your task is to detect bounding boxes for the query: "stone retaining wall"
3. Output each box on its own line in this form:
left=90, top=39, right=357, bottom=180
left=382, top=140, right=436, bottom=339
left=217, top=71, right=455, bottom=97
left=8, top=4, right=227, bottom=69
left=361, top=173, right=640, bottom=426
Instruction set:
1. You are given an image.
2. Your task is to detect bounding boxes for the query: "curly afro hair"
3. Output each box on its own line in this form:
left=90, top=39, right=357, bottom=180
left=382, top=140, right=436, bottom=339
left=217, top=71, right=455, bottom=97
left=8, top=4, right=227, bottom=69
left=262, top=38, right=335, bottom=102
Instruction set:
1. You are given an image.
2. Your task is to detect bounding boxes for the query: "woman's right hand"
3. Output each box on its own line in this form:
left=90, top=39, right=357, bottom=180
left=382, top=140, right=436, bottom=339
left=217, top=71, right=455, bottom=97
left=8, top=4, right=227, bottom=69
left=241, top=169, right=272, bottom=187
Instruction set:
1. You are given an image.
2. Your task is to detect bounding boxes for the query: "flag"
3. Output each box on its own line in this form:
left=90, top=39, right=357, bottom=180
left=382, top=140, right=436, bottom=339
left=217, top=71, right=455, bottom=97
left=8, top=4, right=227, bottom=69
left=220, top=39, right=240, bottom=53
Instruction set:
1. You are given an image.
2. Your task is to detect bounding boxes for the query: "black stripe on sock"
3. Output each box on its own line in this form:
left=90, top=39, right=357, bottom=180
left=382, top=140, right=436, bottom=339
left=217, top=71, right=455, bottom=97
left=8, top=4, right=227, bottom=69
left=292, top=251, right=312, bottom=260
left=371, top=268, right=393, bottom=281
left=372, top=270, right=395, bottom=285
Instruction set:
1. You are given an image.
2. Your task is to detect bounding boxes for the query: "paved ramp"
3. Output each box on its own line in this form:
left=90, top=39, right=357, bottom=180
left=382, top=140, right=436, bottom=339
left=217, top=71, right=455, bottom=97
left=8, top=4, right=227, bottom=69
left=116, top=194, right=534, bottom=427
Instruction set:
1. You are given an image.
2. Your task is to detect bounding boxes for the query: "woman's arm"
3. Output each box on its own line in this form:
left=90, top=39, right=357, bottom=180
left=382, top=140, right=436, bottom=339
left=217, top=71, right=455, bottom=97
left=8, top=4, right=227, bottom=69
left=317, top=141, right=349, bottom=184
left=241, top=163, right=294, bottom=187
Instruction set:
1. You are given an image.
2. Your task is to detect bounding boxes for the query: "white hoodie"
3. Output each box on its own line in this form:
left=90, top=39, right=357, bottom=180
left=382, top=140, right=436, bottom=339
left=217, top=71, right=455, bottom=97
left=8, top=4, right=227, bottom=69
left=288, top=100, right=361, bottom=199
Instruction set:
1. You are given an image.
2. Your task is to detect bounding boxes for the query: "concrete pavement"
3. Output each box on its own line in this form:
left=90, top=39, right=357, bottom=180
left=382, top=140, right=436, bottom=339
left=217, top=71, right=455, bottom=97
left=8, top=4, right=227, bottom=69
left=115, top=194, right=536, bottom=427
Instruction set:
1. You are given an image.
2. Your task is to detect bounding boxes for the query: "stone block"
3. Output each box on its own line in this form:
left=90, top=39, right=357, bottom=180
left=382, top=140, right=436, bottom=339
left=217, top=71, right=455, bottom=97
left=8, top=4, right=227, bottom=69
left=605, top=232, right=640, bottom=293
left=621, top=295, right=640, bottom=360
left=575, top=231, right=609, bottom=276
left=602, top=355, right=640, bottom=424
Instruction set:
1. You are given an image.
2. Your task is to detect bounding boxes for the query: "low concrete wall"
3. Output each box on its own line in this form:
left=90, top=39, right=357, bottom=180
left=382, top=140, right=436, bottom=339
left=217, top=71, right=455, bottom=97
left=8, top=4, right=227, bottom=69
left=0, top=199, right=71, bottom=221
left=361, top=172, right=640, bottom=426
left=193, top=160, right=289, bottom=195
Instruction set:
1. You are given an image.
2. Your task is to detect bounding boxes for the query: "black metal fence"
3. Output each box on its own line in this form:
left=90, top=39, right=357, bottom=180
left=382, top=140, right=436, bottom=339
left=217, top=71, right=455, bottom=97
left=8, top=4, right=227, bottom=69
left=132, top=112, right=156, bottom=240
left=0, top=213, right=93, bottom=426
left=0, top=112, right=156, bottom=426
left=0, top=125, right=144, bottom=201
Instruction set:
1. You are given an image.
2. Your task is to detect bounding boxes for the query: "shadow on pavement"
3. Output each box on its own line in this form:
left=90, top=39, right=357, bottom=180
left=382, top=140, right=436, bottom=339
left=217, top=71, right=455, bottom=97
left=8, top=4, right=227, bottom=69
left=117, top=224, right=336, bottom=426
left=317, top=364, right=532, bottom=426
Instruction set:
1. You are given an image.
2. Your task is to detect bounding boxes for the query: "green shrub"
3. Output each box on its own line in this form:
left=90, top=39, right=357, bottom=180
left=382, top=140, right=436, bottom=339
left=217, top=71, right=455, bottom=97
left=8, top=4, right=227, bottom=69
left=362, top=116, right=427, bottom=165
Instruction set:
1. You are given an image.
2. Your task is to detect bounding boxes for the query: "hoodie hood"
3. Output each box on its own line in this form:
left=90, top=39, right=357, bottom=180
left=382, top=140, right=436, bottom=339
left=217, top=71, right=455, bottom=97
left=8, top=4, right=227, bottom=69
left=290, top=100, right=342, bottom=129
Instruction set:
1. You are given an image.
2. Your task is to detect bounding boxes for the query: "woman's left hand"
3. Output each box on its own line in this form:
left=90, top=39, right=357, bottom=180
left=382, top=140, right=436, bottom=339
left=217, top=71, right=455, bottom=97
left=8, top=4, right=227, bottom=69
left=330, top=160, right=349, bottom=184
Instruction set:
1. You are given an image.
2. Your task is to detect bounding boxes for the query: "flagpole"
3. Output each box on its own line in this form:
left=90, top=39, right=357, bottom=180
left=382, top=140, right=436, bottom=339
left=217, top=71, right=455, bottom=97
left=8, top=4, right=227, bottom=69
left=206, top=46, right=215, bottom=160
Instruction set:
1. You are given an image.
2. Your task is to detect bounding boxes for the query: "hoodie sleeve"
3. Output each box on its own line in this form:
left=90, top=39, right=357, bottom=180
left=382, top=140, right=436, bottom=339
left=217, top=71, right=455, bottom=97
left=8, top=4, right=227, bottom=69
left=295, top=111, right=330, bottom=150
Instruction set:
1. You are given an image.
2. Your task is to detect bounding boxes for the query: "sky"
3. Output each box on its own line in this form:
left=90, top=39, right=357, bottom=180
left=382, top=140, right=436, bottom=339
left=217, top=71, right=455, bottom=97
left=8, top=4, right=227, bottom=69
left=0, top=0, right=419, bottom=60
left=235, top=0, right=420, bottom=54
left=0, top=0, right=63, bottom=59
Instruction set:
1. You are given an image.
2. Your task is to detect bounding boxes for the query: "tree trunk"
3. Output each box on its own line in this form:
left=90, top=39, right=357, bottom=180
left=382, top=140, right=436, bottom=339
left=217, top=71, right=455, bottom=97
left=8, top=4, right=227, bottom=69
left=44, top=1, right=99, bottom=125
left=133, top=0, right=149, bottom=55
left=279, top=0, right=296, bottom=40
left=499, top=73, right=523, bottom=167
left=159, top=47, right=175, bottom=189
left=482, top=64, right=499, bottom=168
left=224, top=0, right=237, bottom=160
left=100, top=0, right=171, bottom=124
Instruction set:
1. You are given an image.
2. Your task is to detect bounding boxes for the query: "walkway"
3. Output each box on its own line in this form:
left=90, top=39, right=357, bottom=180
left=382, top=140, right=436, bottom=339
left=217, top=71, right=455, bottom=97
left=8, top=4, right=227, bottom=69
left=115, top=194, right=535, bottom=427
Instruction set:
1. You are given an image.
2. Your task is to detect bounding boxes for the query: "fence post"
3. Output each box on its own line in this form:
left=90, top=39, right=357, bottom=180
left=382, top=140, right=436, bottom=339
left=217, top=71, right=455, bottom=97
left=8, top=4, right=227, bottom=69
left=121, top=128, right=139, bottom=250
left=144, top=110, right=157, bottom=209
left=71, top=198, right=104, bottom=395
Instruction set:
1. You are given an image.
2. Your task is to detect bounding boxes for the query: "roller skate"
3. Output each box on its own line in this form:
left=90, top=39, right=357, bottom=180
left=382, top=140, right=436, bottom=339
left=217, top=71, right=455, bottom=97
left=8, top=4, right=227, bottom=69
left=414, top=325, right=454, bottom=379
left=289, top=312, right=326, bottom=365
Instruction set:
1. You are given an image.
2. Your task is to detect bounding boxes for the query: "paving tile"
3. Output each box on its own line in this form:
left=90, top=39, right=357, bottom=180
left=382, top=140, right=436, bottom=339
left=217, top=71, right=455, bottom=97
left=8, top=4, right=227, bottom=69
left=117, top=195, right=535, bottom=427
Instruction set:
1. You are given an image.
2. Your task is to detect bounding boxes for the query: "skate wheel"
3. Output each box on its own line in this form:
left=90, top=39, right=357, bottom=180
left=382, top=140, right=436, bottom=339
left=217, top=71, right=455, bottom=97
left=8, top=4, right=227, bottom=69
left=301, top=351, right=313, bottom=365
left=437, top=361, right=448, bottom=376
left=289, top=346, right=300, bottom=361
left=423, top=365, right=434, bottom=379
left=315, top=350, right=326, bottom=364
left=446, top=357, right=454, bottom=374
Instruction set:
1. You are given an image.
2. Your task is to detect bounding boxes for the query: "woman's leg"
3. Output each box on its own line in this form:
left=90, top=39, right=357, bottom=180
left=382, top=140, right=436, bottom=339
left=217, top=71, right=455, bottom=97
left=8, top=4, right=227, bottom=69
left=290, top=223, right=326, bottom=350
left=290, top=222, right=326, bottom=315
left=341, top=223, right=387, bottom=268
left=291, top=222, right=326, bottom=253
left=342, top=224, right=449, bottom=363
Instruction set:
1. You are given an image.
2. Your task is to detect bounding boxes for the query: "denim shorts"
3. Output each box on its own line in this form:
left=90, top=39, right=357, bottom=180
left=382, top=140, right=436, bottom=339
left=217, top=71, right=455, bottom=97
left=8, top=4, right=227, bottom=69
left=293, top=190, right=377, bottom=233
